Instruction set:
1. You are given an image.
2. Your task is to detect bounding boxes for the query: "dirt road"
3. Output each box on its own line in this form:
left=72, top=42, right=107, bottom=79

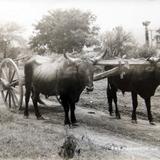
left=0, top=79, right=160, bottom=159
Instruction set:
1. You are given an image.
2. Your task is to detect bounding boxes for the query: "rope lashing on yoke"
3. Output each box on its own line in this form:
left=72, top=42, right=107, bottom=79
left=118, top=58, right=130, bottom=79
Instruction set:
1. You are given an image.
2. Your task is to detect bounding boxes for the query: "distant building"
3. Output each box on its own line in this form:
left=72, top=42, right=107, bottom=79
left=155, top=34, right=160, bottom=49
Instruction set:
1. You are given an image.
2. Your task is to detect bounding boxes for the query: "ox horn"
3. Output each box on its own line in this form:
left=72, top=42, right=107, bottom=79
left=92, top=48, right=108, bottom=64
left=64, top=51, right=79, bottom=62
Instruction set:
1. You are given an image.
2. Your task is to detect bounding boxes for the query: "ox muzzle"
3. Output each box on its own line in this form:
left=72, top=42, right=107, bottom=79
left=86, top=85, right=94, bottom=92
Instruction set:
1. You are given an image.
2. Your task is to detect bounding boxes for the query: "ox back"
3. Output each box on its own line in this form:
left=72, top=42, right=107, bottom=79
left=25, top=56, right=85, bottom=98
left=105, top=63, right=160, bottom=125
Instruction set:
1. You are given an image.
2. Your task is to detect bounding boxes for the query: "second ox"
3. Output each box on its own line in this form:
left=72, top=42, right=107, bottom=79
left=105, top=58, right=160, bottom=125
left=24, top=51, right=106, bottom=125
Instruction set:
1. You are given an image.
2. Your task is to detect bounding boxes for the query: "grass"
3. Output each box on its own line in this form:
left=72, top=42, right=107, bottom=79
left=0, top=111, right=64, bottom=159
left=0, top=108, right=14, bottom=124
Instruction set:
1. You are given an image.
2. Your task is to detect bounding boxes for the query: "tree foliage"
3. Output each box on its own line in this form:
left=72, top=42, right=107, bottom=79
left=29, top=9, right=99, bottom=54
left=0, top=22, right=26, bottom=59
left=101, top=26, right=137, bottom=58
left=135, top=46, right=157, bottom=58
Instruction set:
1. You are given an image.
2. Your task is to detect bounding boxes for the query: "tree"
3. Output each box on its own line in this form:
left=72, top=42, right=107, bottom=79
left=0, top=22, right=26, bottom=59
left=29, top=9, right=99, bottom=54
left=101, top=26, right=137, bottom=58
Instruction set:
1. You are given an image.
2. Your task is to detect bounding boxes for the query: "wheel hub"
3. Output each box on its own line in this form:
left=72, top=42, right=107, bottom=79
left=0, top=78, right=10, bottom=90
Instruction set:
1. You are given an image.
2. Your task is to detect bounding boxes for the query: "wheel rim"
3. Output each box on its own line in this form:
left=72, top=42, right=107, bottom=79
left=0, top=58, right=23, bottom=111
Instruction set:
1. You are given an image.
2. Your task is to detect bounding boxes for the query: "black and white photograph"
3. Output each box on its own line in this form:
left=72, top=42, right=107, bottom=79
left=0, top=0, right=160, bottom=159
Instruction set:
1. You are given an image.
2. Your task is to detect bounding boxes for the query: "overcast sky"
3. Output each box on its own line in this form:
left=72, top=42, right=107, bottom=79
left=0, top=0, right=160, bottom=44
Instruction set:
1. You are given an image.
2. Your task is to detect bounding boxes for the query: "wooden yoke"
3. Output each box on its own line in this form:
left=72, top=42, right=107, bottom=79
left=94, top=57, right=160, bottom=81
left=119, top=58, right=130, bottom=79
left=94, top=58, right=131, bottom=81
left=93, top=67, right=119, bottom=81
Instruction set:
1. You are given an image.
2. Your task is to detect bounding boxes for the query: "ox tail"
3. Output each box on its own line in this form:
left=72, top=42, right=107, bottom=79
left=122, top=91, right=125, bottom=96
left=56, top=95, right=62, bottom=104
left=24, top=62, right=33, bottom=103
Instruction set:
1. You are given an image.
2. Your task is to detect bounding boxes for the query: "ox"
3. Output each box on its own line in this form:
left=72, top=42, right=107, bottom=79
left=105, top=58, right=160, bottom=125
left=24, top=51, right=106, bottom=125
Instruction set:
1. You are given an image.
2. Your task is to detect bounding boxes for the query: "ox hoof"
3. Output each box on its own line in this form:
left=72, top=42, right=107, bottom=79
left=116, top=114, right=121, bottom=119
left=131, top=120, right=137, bottom=124
left=19, top=107, right=23, bottom=111
left=24, top=115, right=29, bottom=119
left=72, top=122, right=79, bottom=127
left=64, top=124, right=72, bottom=129
left=72, top=120, right=78, bottom=127
left=37, top=116, right=45, bottom=120
left=64, top=120, right=71, bottom=126
left=71, top=119, right=77, bottom=124
left=150, top=121, right=156, bottom=125
left=116, top=116, right=121, bottom=119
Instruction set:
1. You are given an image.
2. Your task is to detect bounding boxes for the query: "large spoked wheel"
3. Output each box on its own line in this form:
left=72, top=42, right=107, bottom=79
left=0, top=58, right=23, bottom=112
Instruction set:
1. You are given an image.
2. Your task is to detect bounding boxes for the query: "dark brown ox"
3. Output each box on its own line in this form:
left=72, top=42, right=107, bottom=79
left=105, top=58, right=160, bottom=125
left=24, top=51, right=106, bottom=125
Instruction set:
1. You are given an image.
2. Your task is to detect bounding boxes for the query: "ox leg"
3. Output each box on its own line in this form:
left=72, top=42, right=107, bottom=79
left=145, top=98, right=155, bottom=125
left=69, top=101, right=77, bottom=124
left=113, top=92, right=121, bottom=119
left=31, top=88, right=45, bottom=105
left=107, top=86, right=113, bottom=116
left=61, top=96, right=70, bottom=125
left=32, top=91, right=44, bottom=120
left=24, top=87, right=31, bottom=118
left=131, top=92, right=138, bottom=124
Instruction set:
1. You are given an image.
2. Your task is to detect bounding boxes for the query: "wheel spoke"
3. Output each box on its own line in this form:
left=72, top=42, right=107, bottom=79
left=4, top=90, right=9, bottom=102
left=10, top=70, right=16, bottom=83
left=8, top=65, right=12, bottom=81
left=4, top=63, right=9, bottom=80
left=10, top=89, right=19, bottom=106
left=10, top=79, right=19, bottom=87
left=11, top=86, right=19, bottom=94
left=10, top=91, right=17, bottom=108
left=1, top=68, right=8, bottom=81
left=8, top=92, right=11, bottom=108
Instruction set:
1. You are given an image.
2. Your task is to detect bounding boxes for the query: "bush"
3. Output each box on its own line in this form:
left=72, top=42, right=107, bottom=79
left=134, top=46, right=157, bottom=58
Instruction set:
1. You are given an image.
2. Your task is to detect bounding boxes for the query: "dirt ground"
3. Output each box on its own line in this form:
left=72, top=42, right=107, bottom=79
left=0, top=79, right=160, bottom=160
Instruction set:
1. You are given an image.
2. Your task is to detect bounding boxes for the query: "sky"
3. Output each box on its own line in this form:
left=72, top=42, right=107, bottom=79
left=0, top=0, right=160, bottom=44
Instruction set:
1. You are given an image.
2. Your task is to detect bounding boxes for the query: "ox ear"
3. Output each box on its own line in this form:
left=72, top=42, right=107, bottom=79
left=91, top=48, right=108, bottom=64
left=64, top=52, right=79, bottom=63
left=147, top=57, right=160, bottom=64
